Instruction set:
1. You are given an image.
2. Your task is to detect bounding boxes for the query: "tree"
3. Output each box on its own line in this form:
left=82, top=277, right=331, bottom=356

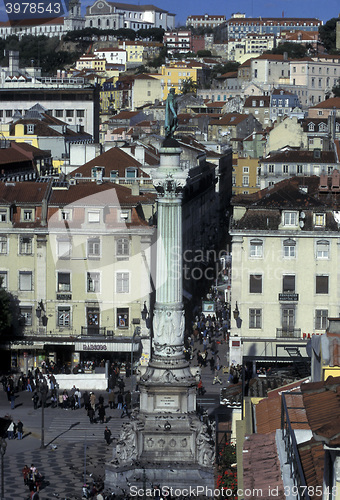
left=319, top=17, right=339, bottom=52
left=210, top=61, right=240, bottom=81
left=0, top=282, right=12, bottom=336
left=267, top=41, right=307, bottom=59
left=181, top=77, right=197, bottom=94
left=197, top=50, right=212, bottom=57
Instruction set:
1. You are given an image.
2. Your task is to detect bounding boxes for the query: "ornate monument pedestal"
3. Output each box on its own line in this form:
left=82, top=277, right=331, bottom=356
left=105, top=137, right=215, bottom=496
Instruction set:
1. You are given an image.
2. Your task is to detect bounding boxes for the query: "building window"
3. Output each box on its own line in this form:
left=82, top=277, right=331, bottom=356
left=57, top=239, right=71, bottom=260
left=58, top=307, right=71, bottom=327
left=19, top=236, right=33, bottom=255
left=242, top=175, right=249, bottom=186
left=61, top=210, right=71, bottom=221
left=88, top=211, right=100, bottom=223
left=0, top=236, right=7, bottom=254
left=119, top=210, right=131, bottom=222
left=297, top=165, right=303, bottom=174
left=23, top=209, right=33, bottom=221
left=282, top=307, right=295, bottom=330
left=316, top=240, right=329, bottom=259
left=20, top=306, right=32, bottom=326
left=283, top=211, right=297, bottom=226
left=19, top=271, right=33, bottom=291
left=66, top=110, right=74, bottom=118
left=116, top=238, right=129, bottom=257
left=283, top=239, right=296, bottom=258
left=315, top=309, right=328, bottom=330
left=57, top=272, right=71, bottom=292
left=249, top=308, right=262, bottom=328
left=116, top=272, right=129, bottom=293
left=283, top=164, right=289, bottom=174
left=314, top=214, right=325, bottom=227
left=282, top=275, right=295, bottom=293
left=249, top=274, right=262, bottom=293
left=0, top=210, right=7, bottom=222
left=316, top=275, right=329, bottom=294
left=55, top=110, right=63, bottom=118
left=250, top=239, right=263, bottom=258
left=87, top=238, right=100, bottom=259
left=117, top=307, right=129, bottom=328
left=0, top=271, right=7, bottom=289
left=243, top=167, right=249, bottom=173
left=87, top=272, right=100, bottom=293
left=268, top=164, right=275, bottom=173
left=76, top=110, right=85, bottom=118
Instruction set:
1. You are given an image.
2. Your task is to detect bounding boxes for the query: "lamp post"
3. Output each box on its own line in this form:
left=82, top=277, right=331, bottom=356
left=131, top=327, right=140, bottom=394
left=0, top=438, right=6, bottom=500
left=39, top=381, right=48, bottom=449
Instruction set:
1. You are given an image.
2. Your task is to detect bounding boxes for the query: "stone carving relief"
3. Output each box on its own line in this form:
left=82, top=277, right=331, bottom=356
left=116, top=422, right=137, bottom=464
left=153, top=308, right=184, bottom=347
left=196, top=423, right=215, bottom=467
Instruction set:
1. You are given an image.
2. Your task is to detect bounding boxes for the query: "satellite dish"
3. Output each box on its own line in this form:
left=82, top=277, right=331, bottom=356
left=300, top=212, right=305, bottom=219
left=299, top=220, right=304, bottom=228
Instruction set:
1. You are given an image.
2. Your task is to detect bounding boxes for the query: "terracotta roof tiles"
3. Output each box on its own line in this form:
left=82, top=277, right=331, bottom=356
left=301, top=376, right=340, bottom=446
left=243, top=432, right=285, bottom=499
left=298, top=439, right=324, bottom=500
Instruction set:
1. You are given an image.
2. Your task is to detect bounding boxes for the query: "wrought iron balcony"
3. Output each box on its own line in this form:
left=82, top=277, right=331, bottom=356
left=276, top=328, right=301, bottom=339
left=81, top=326, right=107, bottom=337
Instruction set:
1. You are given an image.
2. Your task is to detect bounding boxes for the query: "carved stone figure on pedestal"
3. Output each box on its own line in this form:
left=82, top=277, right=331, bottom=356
left=116, top=422, right=137, bottom=464
left=165, top=88, right=178, bottom=139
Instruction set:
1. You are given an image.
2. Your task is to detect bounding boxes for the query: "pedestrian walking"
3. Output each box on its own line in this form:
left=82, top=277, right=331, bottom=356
left=7, top=421, right=14, bottom=439
left=90, top=392, right=96, bottom=411
left=212, top=369, right=222, bottom=385
left=104, top=426, right=112, bottom=445
left=10, top=390, right=15, bottom=409
left=87, top=406, right=95, bottom=424
left=17, top=420, right=23, bottom=439
left=32, top=392, right=39, bottom=410
left=117, top=392, right=123, bottom=410
left=121, top=402, right=130, bottom=418
left=98, top=404, right=106, bottom=424
left=124, top=390, right=131, bottom=409
left=108, top=390, right=115, bottom=409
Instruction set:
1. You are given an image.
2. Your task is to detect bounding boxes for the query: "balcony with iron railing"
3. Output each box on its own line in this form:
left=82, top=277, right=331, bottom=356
left=81, top=326, right=110, bottom=337
left=276, top=328, right=302, bottom=339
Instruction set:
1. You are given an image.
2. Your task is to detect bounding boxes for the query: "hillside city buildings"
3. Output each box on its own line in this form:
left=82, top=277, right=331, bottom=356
left=0, top=3, right=339, bottom=498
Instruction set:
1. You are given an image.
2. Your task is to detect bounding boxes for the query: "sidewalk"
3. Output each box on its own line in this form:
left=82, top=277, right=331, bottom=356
left=0, top=390, right=120, bottom=500
left=0, top=339, right=229, bottom=499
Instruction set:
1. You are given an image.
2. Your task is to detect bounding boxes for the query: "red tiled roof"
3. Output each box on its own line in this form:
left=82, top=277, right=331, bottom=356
left=0, top=181, right=49, bottom=204
left=210, top=113, right=249, bottom=126
left=298, top=439, right=325, bottom=500
left=256, top=380, right=310, bottom=434
left=243, top=432, right=285, bottom=499
left=311, top=97, right=340, bottom=109
left=71, top=147, right=149, bottom=178
left=301, top=376, right=340, bottom=446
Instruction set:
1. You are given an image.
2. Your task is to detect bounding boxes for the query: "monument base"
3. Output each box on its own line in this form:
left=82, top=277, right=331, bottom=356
left=105, top=463, right=215, bottom=498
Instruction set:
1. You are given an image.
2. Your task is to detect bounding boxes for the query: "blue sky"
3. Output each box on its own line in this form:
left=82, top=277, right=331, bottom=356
left=79, top=0, right=340, bottom=26
left=0, top=0, right=338, bottom=26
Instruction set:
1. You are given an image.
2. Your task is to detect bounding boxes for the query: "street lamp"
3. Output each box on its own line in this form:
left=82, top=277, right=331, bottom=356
left=0, top=438, right=6, bottom=500
left=131, top=328, right=140, bottom=394
left=36, top=300, right=48, bottom=326
left=39, top=381, right=48, bottom=449
left=233, top=302, right=240, bottom=320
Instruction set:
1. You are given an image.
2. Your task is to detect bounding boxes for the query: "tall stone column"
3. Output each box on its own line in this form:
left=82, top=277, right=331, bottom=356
left=105, top=140, right=215, bottom=495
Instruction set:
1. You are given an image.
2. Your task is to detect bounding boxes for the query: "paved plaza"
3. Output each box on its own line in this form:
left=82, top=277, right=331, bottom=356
left=0, top=339, right=228, bottom=499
